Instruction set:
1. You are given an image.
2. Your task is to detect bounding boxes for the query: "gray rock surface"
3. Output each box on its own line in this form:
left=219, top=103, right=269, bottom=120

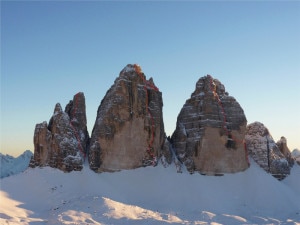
left=30, top=93, right=89, bottom=172
left=172, top=75, right=249, bottom=174
left=245, top=122, right=293, bottom=180
left=89, top=64, right=165, bottom=172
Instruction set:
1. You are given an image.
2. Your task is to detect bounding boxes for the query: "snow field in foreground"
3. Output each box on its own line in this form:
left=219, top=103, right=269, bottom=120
left=0, top=159, right=300, bottom=225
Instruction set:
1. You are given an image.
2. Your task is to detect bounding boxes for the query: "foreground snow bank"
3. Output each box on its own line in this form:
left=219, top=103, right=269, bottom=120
left=0, top=160, right=299, bottom=225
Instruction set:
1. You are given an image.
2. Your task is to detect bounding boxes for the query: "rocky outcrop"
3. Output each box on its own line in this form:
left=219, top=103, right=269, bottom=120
left=65, top=92, right=90, bottom=153
left=277, top=137, right=294, bottom=166
left=160, top=138, right=182, bottom=173
left=30, top=92, right=89, bottom=172
left=160, top=138, right=173, bottom=167
left=89, top=64, right=165, bottom=172
left=245, top=122, right=293, bottom=180
left=171, top=75, right=249, bottom=174
left=291, top=149, right=300, bottom=165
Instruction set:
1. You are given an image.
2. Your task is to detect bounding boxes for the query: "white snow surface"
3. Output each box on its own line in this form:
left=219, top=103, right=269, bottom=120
left=0, top=150, right=33, bottom=178
left=0, top=159, right=300, bottom=225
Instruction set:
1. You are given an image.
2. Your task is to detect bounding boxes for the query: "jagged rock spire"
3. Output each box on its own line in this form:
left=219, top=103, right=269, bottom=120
left=30, top=92, right=89, bottom=172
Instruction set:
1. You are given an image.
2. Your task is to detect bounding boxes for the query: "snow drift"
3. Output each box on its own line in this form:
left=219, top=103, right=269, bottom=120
left=0, top=158, right=299, bottom=225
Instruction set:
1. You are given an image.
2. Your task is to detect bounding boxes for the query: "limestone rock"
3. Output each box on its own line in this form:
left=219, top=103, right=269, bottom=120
left=65, top=92, right=90, bottom=154
left=276, top=137, right=294, bottom=166
left=160, top=138, right=173, bottom=167
left=291, top=149, right=300, bottom=165
left=89, top=64, right=165, bottom=172
left=245, top=122, right=293, bottom=180
left=30, top=93, right=89, bottom=172
left=160, top=137, right=183, bottom=173
left=171, top=75, right=249, bottom=174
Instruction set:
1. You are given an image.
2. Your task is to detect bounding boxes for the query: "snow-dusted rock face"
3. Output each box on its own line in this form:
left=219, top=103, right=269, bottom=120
left=0, top=150, right=33, bottom=178
left=171, top=75, right=249, bottom=174
left=291, top=149, right=300, bottom=165
left=65, top=92, right=90, bottom=154
left=276, top=136, right=294, bottom=166
left=30, top=92, right=89, bottom=172
left=160, top=138, right=173, bottom=167
left=245, top=122, right=293, bottom=180
left=89, top=64, right=165, bottom=172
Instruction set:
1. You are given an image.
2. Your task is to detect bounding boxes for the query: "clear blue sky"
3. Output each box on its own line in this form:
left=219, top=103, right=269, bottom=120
left=1, top=1, right=300, bottom=156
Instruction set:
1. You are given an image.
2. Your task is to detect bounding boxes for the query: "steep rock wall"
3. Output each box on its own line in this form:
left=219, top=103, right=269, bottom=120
left=89, top=64, right=165, bottom=172
left=30, top=93, right=89, bottom=172
left=172, top=75, right=249, bottom=174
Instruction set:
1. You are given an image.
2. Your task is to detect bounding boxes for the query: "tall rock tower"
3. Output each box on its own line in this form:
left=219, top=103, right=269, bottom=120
left=172, top=75, right=249, bottom=174
left=30, top=92, right=89, bottom=172
left=89, top=64, right=165, bottom=172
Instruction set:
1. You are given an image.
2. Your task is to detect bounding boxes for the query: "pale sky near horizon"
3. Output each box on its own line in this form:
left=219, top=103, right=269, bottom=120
left=1, top=1, right=300, bottom=157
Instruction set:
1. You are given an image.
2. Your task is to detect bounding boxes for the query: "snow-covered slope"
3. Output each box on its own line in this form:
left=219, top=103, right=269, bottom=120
left=0, top=159, right=299, bottom=225
left=0, top=150, right=33, bottom=178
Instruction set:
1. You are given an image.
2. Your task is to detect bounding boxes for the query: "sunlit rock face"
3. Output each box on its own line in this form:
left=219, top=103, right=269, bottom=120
left=30, top=93, right=89, bottom=172
left=245, top=122, right=293, bottom=180
left=89, top=64, right=165, bottom=172
left=172, top=75, right=249, bottom=174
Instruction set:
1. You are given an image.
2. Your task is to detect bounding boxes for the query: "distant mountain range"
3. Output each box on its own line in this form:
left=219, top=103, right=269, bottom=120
left=0, top=150, right=33, bottom=178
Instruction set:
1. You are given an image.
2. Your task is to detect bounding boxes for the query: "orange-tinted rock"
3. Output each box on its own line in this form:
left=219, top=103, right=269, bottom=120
left=89, top=64, right=165, bottom=172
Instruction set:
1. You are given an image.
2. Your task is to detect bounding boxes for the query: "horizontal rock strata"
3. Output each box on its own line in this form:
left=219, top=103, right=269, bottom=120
left=172, top=75, right=249, bottom=174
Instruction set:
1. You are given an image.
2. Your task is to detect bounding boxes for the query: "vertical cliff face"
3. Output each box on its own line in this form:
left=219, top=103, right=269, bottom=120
left=172, top=75, right=249, bottom=174
left=65, top=92, right=90, bottom=155
left=276, top=136, right=294, bottom=166
left=245, top=122, right=293, bottom=180
left=30, top=92, right=89, bottom=172
left=89, top=64, right=165, bottom=172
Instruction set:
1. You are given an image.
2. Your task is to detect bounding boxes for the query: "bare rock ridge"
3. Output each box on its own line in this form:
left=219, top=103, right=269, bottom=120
left=171, top=75, right=249, bottom=174
left=30, top=92, right=89, bottom=172
left=245, top=122, right=294, bottom=180
left=88, top=64, right=166, bottom=172
left=30, top=65, right=296, bottom=179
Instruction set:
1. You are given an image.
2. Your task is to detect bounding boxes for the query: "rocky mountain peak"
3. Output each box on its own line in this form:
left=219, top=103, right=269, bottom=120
left=54, top=103, right=62, bottom=114
left=172, top=75, right=249, bottom=174
left=89, top=64, right=166, bottom=172
left=30, top=92, right=89, bottom=172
